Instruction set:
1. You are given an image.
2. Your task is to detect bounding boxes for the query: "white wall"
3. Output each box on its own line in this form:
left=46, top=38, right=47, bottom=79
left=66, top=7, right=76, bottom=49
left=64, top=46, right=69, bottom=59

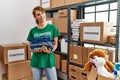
left=0, top=0, right=40, bottom=44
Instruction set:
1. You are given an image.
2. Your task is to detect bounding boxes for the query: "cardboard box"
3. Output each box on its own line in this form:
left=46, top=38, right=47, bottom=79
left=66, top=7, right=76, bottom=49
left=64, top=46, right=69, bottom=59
left=107, top=50, right=115, bottom=62
left=51, top=0, right=65, bottom=8
left=66, top=0, right=90, bottom=5
left=69, top=64, right=87, bottom=80
left=58, top=9, right=77, bottom=18
left=61, top=59, right=67, bottom=73
left=87, top=66, right=114, bottom=80
left=77, top=46, right=82, bottom=65
left=80, top=22, right=113, bottom=44
left=97, top=74, right=114, bottom=80
left=69, top=46, right=83, bottom=65
left=53, top=17, right=68, bottom=33
left=79, top=68, right=87, bottom=80
left=69, top=72, right=79, bottom=80
left=2, top=73, right=33, bottom=80
left=7, top=60, right=32, bottom=80
left=0, top=61, right=7, bottom=76
left=69, top=65, right=79, bottom=80
left=82, top=47, right=94, bottom=65
left=2, top=73, right=7, bottom=80
left=108, top=35, right=116, bottom=44
left=40, top=0, right=51, bottom=9
left=82, top=47, right=88, bottom=65
left=58, top=9, right=68, bottom=17
left=54, top=54, right=60, bottom=69
left=23, top=42, right=32, bottom=60
left=69, top=65, right=79, bottom=75
left=0, top=43, right=27, bottom=64
left=69, top=45, right=78, bottom=63
left=53, top=14, right=76, bottom=33
left=87, top=66, right=97, bottom=80
left=66, top=0, right=83, bottom=5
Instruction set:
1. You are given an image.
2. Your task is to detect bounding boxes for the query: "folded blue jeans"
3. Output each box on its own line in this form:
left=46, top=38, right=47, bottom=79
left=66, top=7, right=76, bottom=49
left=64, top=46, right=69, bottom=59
left=31, top=67, right=57, bottom=80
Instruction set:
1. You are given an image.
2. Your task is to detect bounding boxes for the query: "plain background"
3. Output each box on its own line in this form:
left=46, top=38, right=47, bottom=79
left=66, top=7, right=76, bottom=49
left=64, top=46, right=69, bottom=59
left=0, top=0, right=40, bottom=79
left=0, top=0, right=40, bottom=44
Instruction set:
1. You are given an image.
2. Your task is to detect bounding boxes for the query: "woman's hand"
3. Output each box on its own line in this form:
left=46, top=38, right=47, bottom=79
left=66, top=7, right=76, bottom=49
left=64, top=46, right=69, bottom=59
left=41, top=45, right=51, bottom=54
left=30, top=48, right=42, bottom=53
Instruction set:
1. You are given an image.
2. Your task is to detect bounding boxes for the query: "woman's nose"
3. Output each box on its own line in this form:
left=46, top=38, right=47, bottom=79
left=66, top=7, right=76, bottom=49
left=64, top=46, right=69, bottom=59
left=40, top=15, right=44, bottom=18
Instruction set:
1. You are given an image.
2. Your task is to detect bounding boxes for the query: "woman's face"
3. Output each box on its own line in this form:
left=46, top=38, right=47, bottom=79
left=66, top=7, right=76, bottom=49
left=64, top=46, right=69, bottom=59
left=34, top=10, right=46, bottom=23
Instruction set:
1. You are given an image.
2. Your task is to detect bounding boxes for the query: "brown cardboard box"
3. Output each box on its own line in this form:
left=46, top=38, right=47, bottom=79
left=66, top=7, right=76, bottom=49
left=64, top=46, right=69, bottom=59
left=69, top=65, right=79, bottom=80
left=2, top=73, right=7, bottom=80
left=87, top=66, right=97, bottom=80
left=69, top=65, right=79, bottom=75
left=53, top=17, right=68, bottom=33
left=23, top=42, right=32, bottom=60
left=108, top=35, right=116, bottom=44
left=79, top=68, right=87, bottom=80
left=80, top=22, right=113, bottom=44
left=7, top=60, right=32, bottom=80
left=66, top=0, right=91, bottom=5
left=40, top=0, right=51, bottom=9
left=77, top=46, right=82, bottom=65
left=58, top=9, right=77, bottom=18
left=69, top=45, right=78, bottom=63
left=82, top=0, right=91, bottom=2
left=66, top=0, right=83, bottom=5
left=82, top=47, right=94, bottom=65
left=54, top=54, right=60, bottom=69
left=2, top=73, right=33, bottom=80
left=0, top=61, right=7, bottom=78
left=58, top=9, right=68, bottom=17
left=69, top=64, right=87, bottom=80
left=61, top=59, right=67, bottom=73
left=82, top=47, right=88, bottom=65
left=0, top=43, right=27, bottom=64
left=53, top=11, right=77, bottom=33
left=97, top=74, right=114, bottom=80
left=69, top=46, right=83, bottom=65
left=107, top=50, right=115, bottom=62
left=87, top=66, right=114, bottom=80
left=69, top=72, right=79, bottom=80
left=69, top=45, right=75, bottom=63
left=51, top=0, right=65, bottom=8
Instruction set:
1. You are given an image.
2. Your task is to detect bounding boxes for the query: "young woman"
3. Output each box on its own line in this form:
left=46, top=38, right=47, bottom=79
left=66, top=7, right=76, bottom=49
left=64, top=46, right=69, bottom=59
left=27, top=6, right=60, bottom=80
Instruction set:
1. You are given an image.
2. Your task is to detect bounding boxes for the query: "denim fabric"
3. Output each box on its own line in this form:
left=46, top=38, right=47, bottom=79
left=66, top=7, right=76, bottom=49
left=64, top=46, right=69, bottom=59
left=30, top=36, right=54, bottom=50
left=31, top=67, right=57, bottom=80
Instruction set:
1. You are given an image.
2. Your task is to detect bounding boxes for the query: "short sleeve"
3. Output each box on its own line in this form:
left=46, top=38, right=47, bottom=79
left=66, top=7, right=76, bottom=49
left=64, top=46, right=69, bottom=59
left=53, top=25, right=60, bottom=39
left=27, top=29, right=33, bottom=41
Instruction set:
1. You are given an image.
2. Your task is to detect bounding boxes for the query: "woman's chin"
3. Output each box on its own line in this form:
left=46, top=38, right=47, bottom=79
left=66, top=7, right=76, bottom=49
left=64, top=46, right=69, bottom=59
left=39, top=20, right=46, bottom=23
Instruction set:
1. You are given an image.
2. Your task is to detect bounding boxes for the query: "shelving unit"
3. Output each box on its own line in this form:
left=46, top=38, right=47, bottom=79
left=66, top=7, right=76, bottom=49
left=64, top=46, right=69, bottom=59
left=46, top=0, right=120, bottom=80
left=46, top=5, right=71, bottom=80
left=68, top=0, right=119, bottom=62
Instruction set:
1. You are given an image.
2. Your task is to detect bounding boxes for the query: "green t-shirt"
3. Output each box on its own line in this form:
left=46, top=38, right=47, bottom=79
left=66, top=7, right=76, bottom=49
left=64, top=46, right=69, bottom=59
left=27, top=24, right=60, bottom=68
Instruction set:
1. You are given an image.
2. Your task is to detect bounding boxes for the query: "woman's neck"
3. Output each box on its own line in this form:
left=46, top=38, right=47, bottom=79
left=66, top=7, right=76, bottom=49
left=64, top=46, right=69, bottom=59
left=38, top=22, right=47, bottom=29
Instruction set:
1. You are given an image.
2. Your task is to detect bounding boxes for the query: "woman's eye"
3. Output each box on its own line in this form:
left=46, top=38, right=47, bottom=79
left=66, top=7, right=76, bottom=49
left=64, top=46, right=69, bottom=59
left=37, top=14, right=40, bottom=16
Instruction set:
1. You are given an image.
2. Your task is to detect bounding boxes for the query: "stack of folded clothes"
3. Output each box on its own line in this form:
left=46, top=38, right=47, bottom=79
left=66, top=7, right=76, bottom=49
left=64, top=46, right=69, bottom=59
left=30, top=36, right=54, bottom=51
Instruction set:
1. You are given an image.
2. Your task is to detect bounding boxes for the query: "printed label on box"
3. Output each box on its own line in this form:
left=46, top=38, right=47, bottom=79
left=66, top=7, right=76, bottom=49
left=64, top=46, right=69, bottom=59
left=73, top=54, right=78, bottom=59
left=42, top=0, right=50, bottom=8
left=83, top=26, right=100, bottom=41
left=8, top=49, right=25, bottom=62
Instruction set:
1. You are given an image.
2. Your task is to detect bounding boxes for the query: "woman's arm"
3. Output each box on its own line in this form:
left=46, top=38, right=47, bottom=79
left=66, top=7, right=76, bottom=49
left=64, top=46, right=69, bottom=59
left=53, top=37, right=58, bottom=51
left=41, top=37, right=58, bottom=54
